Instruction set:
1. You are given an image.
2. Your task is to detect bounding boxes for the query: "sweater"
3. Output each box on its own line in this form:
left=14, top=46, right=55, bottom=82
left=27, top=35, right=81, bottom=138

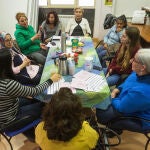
left=112, top=72, right=150, bottom=129
left=0, top=79, right=53, bottom=125
left=35, top=121, right=99, bottom=150
left=14, top=24, right=41, bottom=55
left=65, top=18, right=91, bottom=36
left=108, top=45, right=140, bottom=75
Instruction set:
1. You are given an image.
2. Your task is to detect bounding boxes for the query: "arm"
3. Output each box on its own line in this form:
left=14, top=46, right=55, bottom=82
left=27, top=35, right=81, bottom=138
left=103, top=28, right=112, bottom=44
left=65, top=19, right=72, bottom=35
left=112, top=89, right=150, bottom=113
left=85, top=19, right=91, bottom=35
left=6, top=73, right=60, bottom=97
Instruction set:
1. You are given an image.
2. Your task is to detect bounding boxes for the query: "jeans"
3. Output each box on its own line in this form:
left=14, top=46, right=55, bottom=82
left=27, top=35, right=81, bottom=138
left=103, top=68, right=121, bottom=86
left=96, top=46, right=107, bottom=67
left=96, top=105, right=143, bottom=132
left=28, top=49, right=48, bottom=65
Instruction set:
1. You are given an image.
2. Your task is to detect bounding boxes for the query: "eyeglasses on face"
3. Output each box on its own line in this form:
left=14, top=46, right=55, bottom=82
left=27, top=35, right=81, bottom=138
left=130, top=57, right=141, bottom=64
left=4, top=38, right=13, bottom=42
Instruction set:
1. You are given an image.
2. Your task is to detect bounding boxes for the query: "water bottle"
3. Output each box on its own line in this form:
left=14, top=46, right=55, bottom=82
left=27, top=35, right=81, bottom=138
left=68, top=58, right=75, bottom=75
left=61, top=32, right=66, bottom=53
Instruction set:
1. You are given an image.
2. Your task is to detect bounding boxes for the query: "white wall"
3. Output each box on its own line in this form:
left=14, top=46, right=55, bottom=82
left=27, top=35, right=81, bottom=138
left=0, top=0, right=28, bottom=38
left=93, top=0, right=112, bottom=40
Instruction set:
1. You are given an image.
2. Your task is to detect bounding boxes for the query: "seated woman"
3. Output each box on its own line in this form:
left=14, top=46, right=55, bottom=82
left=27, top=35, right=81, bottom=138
left=14, top=12, right=48, bottom=65
left=104, top=26, right=141, bottom=86
left=0, top=32, right=43, bottom=85
left=65, top=7, right=91, bottom=36
left=0, top=47, right=61, bottom=129
left=35, top=87, right=99, bottom=150
left=96, top=49, right=150, bottom=133
left=39, top=11, right=62, bottom=43
left=97, top=15, right=127, bottom=67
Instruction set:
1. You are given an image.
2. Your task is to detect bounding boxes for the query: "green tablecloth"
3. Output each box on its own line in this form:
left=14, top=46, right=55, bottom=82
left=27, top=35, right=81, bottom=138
left=39, top=37, right=111, bottom=109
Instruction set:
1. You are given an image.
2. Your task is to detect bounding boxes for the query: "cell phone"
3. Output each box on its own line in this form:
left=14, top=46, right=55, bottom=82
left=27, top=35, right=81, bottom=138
left=93, top=65, right=102, bottom=71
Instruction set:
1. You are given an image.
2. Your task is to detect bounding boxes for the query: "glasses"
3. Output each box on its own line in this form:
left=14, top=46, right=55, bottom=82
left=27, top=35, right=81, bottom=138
left=130, top=57, right=141, bottom=64
left=4, top=38, right=13, bottom=42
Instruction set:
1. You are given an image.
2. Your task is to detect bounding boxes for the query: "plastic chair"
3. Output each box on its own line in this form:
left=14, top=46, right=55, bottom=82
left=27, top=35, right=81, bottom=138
left=0, top=116, right=41, bottom=150
left=106, top=116, right=150, bottom=150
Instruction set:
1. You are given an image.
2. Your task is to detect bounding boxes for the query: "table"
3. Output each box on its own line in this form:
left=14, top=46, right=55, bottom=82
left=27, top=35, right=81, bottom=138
left=37, top=37, right=111, bottom=109
left=128, top=22, right=150, bottom=47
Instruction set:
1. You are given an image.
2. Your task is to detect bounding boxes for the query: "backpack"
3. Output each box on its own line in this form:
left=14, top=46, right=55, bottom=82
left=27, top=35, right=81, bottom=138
left=103, top=14, right=116, bottom=29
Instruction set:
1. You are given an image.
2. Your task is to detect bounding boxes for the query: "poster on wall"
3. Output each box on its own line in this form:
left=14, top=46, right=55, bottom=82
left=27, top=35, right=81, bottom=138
left=105, top=0, right=112, bottom=6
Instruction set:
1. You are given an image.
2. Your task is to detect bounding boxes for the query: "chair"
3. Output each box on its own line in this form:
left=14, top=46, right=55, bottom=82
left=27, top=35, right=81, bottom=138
left=0, top=115, right=41, bottom=150
left=106, top=116, right=150, bottom=150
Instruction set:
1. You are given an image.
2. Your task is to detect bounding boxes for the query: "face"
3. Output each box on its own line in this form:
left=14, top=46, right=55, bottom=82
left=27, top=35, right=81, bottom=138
left=48, top=14, right=55, bottom=24
left=121, top=32, right=129, bottom=45
left=116, top=20, right=125, bottom=29
left=131, top=54, right=143, bottom=74
left=18, top=16, right=28, bottom=28
left=74, top=8, right=83, bottom=20
left=4, top=34, right=13, bottom=48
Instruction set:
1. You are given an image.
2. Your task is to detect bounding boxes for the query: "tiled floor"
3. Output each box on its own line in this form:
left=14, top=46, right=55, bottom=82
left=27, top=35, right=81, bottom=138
left=0, top=130, right=148, bottom=150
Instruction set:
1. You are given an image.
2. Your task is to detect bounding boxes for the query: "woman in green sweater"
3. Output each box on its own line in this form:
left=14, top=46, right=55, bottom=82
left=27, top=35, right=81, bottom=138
left=14, top=12, right=48, bottom=65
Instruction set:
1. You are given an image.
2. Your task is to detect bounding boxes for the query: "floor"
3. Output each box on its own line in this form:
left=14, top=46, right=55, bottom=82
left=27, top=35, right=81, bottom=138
left=0, top=130, right=148, bottom=150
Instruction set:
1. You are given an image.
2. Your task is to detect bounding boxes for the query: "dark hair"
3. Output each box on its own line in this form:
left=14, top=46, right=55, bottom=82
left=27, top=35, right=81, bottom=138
left=42, top=87, right=84, bottom=142
left=46, top=11, right=59, bottom=26
left=0, top=48, right=14, bottom=79
left=116, top=14, right=127, bottom=28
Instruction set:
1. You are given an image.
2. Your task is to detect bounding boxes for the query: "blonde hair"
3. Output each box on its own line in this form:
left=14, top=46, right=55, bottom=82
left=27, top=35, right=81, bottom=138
left=73, top=7, right=84, bottom=13
left=16, top=12, right=27, bottom=22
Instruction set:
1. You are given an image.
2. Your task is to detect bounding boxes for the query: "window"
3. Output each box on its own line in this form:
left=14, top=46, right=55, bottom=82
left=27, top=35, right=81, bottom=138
left=39, top=0, right=95, bottom=8
left=51, top=0, right=74, bottom=5
left=39, top=0, right=47, bottom=6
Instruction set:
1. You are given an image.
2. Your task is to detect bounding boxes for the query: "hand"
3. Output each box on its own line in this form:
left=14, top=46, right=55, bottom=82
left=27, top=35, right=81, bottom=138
left=50, top=73, right=61, bottom=82
left=111, top=88, right=120, bottom=98
left=116, top=27, right=122, bottom=32
left=40, top=43, right=48, bottom=50
left=23, top=58, right=31, bottom=67
left=103, top=43, right=108, bottom=49
left=31, top=33, right=41, bottom=41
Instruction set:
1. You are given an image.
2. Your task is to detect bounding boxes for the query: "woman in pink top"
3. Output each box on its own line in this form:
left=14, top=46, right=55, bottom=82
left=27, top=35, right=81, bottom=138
left=0, top=32, right=42, bottom=85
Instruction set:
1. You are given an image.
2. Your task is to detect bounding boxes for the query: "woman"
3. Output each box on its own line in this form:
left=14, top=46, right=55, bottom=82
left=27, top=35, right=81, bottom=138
left=97, top=15, right=127, bottom=67
left=0, top=48, right=60, bottom=127
left=14, top=12, right=48, bottom=65
left=39, top=11, right=62, bottom=43
left=104, top=26, right=140, bottom=86
left=35, top=87, right=99, bottom=150
left=66, top=7, right=91, bottom=36
left=96, top=49, right=150, bottom=132
left=1, top=32, right=42, bottom=85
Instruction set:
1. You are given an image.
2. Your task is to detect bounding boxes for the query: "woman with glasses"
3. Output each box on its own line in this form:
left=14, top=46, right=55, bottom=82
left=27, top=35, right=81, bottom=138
left=104, top=26, right=141, bottom=86
left=14, top=12, right=48, bottom=65
left=96, top=48, right=150, bottom=133
left=0, top=32, right=43, bottom=85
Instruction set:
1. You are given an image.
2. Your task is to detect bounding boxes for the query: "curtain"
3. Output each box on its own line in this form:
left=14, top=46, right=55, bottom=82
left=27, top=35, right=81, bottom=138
left=27, top=0, right=39, bottom=32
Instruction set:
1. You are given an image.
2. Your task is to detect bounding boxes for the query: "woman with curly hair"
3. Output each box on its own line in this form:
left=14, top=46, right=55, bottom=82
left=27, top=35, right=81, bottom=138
left=35, top=87, right=99, bottom=150
left=39, top=11, right=62, bottom=43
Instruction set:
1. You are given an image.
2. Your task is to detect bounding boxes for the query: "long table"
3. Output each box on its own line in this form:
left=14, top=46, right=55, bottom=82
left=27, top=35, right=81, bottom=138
left=37, top=37, right=111, bottom=109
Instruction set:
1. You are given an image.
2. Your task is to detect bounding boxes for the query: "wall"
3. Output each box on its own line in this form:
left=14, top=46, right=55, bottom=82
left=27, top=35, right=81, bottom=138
left=93, top=0, right=112, bottom=40
left=0, top=0, right=28, bottom=38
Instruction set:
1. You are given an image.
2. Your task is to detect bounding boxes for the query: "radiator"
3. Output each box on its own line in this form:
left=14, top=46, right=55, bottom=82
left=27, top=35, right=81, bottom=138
left=58, top=15, right=74, bottom=30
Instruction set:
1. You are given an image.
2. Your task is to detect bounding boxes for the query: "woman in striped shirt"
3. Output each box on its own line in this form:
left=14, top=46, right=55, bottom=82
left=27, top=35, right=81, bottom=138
left=0, top=48, right=61, bottom=128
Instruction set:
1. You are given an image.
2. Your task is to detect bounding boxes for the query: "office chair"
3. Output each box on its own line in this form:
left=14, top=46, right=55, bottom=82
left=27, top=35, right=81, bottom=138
left=106, top=116, right=150, bottom=150
left=0, top=116, right=41, bottom=150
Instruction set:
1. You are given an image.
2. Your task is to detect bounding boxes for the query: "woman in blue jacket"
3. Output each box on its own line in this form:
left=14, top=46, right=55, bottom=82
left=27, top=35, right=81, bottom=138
left=96, top=49, right=150, bottom=132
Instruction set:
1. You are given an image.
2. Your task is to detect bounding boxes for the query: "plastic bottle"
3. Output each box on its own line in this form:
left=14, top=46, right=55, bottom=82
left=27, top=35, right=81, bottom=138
left=61, top=32, right=66, bottom=53
left=68, top=58, right=75, bottom=75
